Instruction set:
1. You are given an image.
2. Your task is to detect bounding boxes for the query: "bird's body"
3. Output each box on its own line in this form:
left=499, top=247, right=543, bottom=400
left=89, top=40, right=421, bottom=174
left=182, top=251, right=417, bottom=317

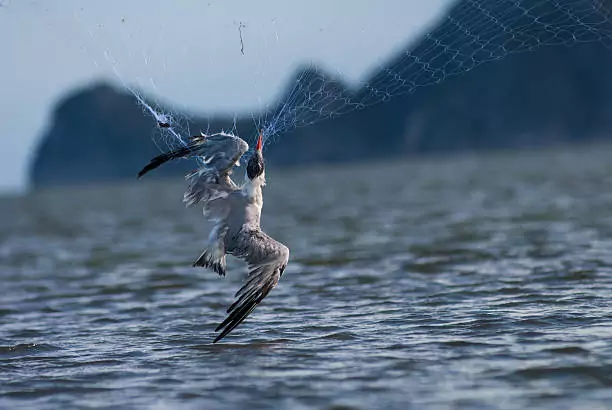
left=138, top=132, right=289, bottom=343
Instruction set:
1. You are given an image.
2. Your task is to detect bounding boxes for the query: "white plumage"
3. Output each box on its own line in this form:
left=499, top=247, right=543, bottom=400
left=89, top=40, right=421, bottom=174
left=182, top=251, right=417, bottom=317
left=138, top=132, right=289, bottom=343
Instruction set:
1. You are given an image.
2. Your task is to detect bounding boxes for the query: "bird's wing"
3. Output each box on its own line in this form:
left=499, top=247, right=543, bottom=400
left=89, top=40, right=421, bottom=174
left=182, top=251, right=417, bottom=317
left=190, top=190, right=247, bottom=276
left=214, top=229, right=290, bottom=343
left=137, top=132, right=249, bottom=178
left=136, top=132, right=249, bottom=207
left=183, top=167, right=240, bottom=207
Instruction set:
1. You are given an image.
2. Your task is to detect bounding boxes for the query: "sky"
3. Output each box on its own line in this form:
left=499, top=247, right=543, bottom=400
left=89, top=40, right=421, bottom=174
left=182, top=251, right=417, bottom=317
left=0, top=0, right=452, bottom=192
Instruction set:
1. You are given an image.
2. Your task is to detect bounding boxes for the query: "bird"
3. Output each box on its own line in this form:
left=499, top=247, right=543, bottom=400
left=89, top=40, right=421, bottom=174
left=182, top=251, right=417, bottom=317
left=137, top=132, right=289, bottom=343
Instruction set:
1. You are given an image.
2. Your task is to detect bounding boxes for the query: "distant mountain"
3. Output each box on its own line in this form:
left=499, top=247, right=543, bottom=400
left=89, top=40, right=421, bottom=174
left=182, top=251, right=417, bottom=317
left=30, top=0, right=612, bottom=187
left=355, top=0, right=612, bottom=152
left=30, top=66, right=360, bottom=187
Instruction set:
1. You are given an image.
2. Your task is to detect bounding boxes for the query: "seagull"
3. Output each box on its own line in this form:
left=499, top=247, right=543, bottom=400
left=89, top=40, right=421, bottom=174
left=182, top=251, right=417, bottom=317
left=137, top=132, right=289, bottom=343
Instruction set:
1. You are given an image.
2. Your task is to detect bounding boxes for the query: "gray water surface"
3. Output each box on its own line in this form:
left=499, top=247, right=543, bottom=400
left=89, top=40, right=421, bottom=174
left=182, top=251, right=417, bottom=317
left=2, top=145, right=612, bottom=409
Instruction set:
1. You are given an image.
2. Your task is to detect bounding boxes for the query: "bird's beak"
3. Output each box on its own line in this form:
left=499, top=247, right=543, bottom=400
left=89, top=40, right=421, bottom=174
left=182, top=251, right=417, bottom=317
left=256, top=132, right=263, bottom=152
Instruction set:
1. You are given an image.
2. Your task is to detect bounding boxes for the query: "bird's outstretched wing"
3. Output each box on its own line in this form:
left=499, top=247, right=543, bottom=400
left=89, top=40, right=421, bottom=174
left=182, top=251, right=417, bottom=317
left=137, top=132, right=248, bottom=178
left=137, top=132, right=249, bottom=207
left=214, top=229, right=290, bottom=343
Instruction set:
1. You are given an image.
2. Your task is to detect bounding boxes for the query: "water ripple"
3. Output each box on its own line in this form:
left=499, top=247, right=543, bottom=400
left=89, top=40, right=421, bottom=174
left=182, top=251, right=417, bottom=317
left=3, top=148, right=612, bottom=408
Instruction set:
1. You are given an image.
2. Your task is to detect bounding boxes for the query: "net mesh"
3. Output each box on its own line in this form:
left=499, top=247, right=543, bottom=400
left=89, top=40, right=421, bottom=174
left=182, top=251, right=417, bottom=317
left=260, top=0, right=612, bottom=140
left=71, top=0, right=612, bottom=153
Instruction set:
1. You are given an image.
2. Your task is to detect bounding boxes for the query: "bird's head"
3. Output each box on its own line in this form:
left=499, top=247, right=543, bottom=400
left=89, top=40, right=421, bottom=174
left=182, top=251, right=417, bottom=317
left=246, top=133, right=265, bottom=184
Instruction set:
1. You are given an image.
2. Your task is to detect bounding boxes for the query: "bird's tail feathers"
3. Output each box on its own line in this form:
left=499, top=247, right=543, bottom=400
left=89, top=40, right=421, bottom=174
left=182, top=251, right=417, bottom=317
left=193, top=247, right=226, bottom=276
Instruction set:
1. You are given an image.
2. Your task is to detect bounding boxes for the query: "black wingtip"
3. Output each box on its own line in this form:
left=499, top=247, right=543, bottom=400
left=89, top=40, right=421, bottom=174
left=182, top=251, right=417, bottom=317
left=136, top=152, right=174, bottom=179
left=192, top=251, right=226, bottom=276
left=136, top=162, right=156, bottom=179
left=138, top=158, right=161, bottom=178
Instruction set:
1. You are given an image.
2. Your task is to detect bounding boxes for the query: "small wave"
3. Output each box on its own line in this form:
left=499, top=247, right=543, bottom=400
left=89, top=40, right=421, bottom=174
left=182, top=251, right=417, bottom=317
left=543, top=346, right=591, bottom=355
left=317, top=331, right=359, bottom=341
left=0, top=308, right=18, bottom=317
left=438, top=340, right=498, bottom=348
left=188, top=338, right=294, bottom=351
left=511, top=365, right=612, bottom=386
left=0, top=343, right=59, bottom=357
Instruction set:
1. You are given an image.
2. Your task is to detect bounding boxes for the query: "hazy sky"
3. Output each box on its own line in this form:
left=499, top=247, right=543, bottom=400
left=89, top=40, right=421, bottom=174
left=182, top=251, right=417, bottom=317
left=0, top=0, right=452, bottom=192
